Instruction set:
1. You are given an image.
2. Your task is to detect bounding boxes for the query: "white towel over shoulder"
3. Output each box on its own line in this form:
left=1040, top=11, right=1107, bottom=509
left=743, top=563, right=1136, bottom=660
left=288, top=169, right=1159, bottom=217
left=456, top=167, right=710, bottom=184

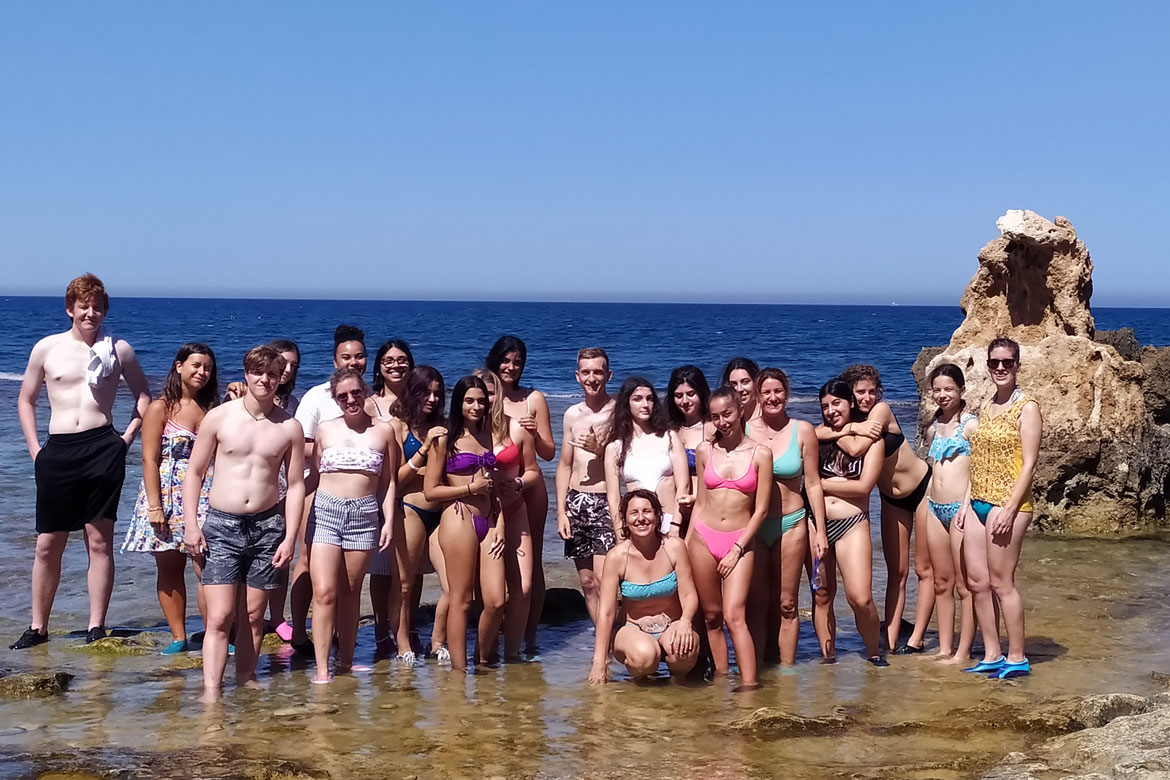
left=86, top=329, right=118, bottom=388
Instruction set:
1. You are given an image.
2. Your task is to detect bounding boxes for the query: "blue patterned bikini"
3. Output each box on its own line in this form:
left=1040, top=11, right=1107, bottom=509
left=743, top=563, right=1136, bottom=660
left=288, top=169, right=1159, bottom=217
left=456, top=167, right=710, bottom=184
left=926, top=413, right=977, bottom=529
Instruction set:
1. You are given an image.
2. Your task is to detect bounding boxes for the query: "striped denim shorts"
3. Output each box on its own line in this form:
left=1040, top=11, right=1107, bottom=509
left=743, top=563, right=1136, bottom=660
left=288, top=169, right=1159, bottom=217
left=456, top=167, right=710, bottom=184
left=309, top=491, right=379, bottom=551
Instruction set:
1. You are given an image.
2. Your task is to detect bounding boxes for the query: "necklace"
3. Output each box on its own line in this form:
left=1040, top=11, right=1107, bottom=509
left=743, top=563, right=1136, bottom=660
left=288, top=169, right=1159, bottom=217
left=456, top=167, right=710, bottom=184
left=243, top=398, right=269, bottom=422
left=758, top=416, right=787, bottom=441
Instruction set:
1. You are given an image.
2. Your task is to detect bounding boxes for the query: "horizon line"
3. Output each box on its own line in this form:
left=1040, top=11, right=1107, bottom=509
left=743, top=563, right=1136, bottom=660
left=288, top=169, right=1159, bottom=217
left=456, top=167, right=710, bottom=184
left=1, top=292, right=1167, bottom=309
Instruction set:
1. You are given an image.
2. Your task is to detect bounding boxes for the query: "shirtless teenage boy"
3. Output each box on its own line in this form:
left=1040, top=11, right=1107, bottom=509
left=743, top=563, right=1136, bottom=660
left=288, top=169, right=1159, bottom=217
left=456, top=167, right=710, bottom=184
left=183, top=345, right=306, bottom=702
left=556, top=348, right=616, bottom=625
left=12, top=274, right=150, bottom=649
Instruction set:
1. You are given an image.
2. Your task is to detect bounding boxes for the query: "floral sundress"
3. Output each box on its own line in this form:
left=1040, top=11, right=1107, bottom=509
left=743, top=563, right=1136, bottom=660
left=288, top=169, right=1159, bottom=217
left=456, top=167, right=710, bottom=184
left=121, top=419, right=211, bottom=553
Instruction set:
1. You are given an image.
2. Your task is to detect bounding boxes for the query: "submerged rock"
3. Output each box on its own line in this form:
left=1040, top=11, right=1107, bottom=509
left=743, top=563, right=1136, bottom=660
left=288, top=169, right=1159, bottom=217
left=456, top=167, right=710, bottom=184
left=725, top=706, right=851, bottom=736
left=539, top=587, right=589, bottom=625
left=0, top=670, right=74, bottom=698
left=67, top=636, right=155, bottom=656
left=947, top=693, right=1151, bottom=736
left=915, top=210, right=1170, bottom=533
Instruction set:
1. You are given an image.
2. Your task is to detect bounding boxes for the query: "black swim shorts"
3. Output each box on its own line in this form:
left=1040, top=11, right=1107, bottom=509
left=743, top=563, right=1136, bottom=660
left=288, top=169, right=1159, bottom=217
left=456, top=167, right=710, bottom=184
left=34, top=425, right=127, bottom=533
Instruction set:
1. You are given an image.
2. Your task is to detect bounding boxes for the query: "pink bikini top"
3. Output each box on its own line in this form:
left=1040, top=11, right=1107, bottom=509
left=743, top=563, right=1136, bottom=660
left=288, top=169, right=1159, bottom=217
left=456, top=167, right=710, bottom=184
left=703, top=446, right=758, bottom=494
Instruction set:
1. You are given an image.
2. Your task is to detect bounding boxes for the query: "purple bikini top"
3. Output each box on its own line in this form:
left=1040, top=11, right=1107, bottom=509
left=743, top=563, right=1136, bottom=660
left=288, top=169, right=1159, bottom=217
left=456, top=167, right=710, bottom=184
left=447, top=450, right=496, bottom=475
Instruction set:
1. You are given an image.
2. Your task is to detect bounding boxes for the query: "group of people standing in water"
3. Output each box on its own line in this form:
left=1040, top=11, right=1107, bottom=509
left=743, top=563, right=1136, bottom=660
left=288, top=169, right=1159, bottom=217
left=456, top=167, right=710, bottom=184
left=12, top=274, right=1042, bottom=701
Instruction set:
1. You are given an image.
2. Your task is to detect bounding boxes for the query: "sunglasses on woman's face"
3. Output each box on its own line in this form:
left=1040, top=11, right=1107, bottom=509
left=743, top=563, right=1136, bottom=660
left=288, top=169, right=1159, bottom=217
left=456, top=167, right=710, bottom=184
left=335, top=390, right=364, bottom=401
left=987, top=358, right=1017, bottom=370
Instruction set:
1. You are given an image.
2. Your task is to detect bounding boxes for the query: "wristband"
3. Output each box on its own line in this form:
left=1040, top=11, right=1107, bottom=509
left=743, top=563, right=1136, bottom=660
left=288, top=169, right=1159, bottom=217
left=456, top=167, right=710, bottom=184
left=515, top=476, right=524, bottom=491
left=733, top=542, right=744, bottom=555
left=670, top=521, right=681, bottom=528
left=407, top=457, right=422, bottom=473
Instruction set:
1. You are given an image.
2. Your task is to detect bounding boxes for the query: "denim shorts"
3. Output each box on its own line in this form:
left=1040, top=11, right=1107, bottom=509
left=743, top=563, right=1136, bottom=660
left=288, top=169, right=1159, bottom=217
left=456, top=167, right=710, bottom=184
left=200, top=504, right=285, bottom=590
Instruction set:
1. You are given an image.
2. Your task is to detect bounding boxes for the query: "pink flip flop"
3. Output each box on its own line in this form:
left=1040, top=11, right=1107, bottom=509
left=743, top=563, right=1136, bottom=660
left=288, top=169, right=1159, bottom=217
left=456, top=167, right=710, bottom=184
left=275, top=621, right=294, bottom=642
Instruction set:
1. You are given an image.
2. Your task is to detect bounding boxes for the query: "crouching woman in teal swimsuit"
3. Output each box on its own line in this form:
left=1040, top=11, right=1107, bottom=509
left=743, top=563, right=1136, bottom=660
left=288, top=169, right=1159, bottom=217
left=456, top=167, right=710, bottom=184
left=588, top=489, right=700, bottom=684
left=747, top=368, right=829, bottom=666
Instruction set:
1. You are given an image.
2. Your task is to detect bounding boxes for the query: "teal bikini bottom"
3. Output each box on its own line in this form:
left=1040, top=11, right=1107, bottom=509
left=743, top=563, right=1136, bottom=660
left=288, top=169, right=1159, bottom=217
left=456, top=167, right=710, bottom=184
left=759, top=507, right=807, bottom=548
left=971, top=500, right=995, bottom=525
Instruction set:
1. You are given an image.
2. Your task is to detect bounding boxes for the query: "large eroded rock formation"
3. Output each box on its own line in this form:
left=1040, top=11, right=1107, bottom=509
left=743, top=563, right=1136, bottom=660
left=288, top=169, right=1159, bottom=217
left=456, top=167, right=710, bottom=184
left=913, top=210, right=1169, bottom=533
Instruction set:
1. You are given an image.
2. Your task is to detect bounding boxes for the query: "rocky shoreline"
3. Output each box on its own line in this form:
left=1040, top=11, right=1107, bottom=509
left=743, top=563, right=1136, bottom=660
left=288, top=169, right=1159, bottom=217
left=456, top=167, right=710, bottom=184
left=913, top=210, right=1170, bottom=534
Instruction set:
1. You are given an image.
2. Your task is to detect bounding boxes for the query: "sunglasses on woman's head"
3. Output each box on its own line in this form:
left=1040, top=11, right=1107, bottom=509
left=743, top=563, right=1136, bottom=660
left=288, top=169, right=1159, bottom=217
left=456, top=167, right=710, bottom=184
left=987, top=358, right=1017, bottom=370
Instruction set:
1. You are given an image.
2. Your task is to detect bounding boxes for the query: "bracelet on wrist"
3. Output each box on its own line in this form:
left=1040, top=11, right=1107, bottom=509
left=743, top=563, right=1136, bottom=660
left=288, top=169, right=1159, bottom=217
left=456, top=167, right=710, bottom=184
left=733, top=542, right=744, bottom=555
left=407, top=457, right=422, bottom=473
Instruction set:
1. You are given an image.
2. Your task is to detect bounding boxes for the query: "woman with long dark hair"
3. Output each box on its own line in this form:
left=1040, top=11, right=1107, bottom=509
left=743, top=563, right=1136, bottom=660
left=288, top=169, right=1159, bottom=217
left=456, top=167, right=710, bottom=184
left=722, top=357, right=761, bottom=425
left=665, top=365, right=713, bottom=501
left=485, top=335, right=555, bottom=658
left=365, top=339, right=417, bottom=657
left=814, top=379, right=884, bottom=665
left=385, top=366, right=448, bottom=662
left=474, top=368, right=542, bottom=662
left=269, top=339, right=301, bottom=413
left=687, top=386, right=771, bottom=690
left=822, top=364, right=935, bottom=654
left=424, top=375, right=506, bottom=670
left=604, top=377, right=690, bottom=537
left=924, top=363, right=977, bottom=663
left=121, top=343, right=219, bottom=654
left=367, top=339, right=415, bottom=421
left=264, top=338, right=301, bottom=636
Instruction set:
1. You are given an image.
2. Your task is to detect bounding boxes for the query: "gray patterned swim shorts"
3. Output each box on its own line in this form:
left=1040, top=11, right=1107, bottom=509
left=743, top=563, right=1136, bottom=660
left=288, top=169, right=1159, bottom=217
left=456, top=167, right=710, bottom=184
left=563, top=489, right=616, bottom=560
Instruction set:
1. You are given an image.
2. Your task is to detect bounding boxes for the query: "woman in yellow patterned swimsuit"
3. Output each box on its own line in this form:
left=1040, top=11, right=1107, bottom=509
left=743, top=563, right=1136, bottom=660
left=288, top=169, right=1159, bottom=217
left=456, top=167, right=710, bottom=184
left=961, top=337, right=1042, bottom=679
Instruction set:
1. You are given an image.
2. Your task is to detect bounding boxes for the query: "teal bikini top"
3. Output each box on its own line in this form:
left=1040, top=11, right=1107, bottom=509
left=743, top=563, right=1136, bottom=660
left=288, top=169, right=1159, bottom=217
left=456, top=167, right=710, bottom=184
left=772, top=426, right=802, bottom=479
left=620, top=571, right=678, bottom=601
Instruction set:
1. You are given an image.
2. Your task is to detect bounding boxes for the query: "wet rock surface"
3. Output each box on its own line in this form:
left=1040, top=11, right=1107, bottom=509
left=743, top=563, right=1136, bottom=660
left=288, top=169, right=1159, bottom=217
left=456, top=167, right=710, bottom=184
left=0, top=746, right=331, bottom=780
left=67, top=636, right=157, bottom=656
left=915, top=210, right=1170, bottom=532
left=978, top=694, right=1170, bottom=779
left=726, top=706, right=852, bottom=736
left=0, top=669, right=74, bottom=699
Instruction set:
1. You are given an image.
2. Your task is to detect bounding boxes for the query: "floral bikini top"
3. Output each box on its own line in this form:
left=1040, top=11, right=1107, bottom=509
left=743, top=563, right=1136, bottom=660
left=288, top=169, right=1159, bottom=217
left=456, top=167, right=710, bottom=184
left=928, top=413, right=977, bottom=463
left=319, top=446, right=384, bottom=476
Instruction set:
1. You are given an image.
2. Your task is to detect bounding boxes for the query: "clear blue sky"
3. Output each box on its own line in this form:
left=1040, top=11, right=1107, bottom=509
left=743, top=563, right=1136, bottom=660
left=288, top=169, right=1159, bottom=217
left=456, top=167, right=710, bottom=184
left=2, top=2, right=1167, bottom=304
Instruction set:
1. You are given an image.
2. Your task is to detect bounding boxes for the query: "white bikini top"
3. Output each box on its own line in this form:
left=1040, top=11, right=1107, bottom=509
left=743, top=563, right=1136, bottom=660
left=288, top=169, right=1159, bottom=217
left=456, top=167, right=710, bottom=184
left=319, top=446, right=384, bottom=476
left=622, top=433, right=673, bottom=489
